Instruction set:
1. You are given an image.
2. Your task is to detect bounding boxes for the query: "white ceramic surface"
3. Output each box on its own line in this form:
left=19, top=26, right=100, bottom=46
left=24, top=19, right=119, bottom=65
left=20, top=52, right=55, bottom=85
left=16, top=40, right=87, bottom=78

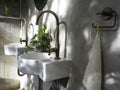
left=18, top=51, right=72, bottom=81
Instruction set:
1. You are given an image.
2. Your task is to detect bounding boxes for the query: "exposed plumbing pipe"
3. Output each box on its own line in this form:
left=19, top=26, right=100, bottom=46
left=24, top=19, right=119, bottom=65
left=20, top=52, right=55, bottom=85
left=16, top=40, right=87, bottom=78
left=59, top=21, right=67, bottom=58
left=0, top=14, right=27, bottom=46
left=19, top=18, right=28, bottom=46
left=28, top=23, right=34, bottom=36
left=0, top=15, right=21, bottom=20
left=27, top=23, right=34, bottom=44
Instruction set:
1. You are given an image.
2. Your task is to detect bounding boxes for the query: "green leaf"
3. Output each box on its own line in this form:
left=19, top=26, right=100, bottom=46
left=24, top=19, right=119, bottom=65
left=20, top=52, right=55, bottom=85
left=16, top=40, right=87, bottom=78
left=28, top=24, right=52, bottom=49
left=41, top=41, right=46, bottom=46
left=31, top=34, right=37, bottom=40
left=43, top=24, right=46, bottom=32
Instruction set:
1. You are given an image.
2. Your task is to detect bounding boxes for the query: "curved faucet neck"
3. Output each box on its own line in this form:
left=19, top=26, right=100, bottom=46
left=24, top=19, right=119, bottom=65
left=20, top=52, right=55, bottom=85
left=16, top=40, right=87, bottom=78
left=36, top=10, right=60, bottom=59
left=36, top=10, right=59, bottom=25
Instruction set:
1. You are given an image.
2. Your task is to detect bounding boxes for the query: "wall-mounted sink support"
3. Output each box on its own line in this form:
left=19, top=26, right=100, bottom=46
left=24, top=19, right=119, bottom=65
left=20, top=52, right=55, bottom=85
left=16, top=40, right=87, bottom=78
left=36, top=10, right=60, bottom=59
left=92, top=7, right=118, bottom=29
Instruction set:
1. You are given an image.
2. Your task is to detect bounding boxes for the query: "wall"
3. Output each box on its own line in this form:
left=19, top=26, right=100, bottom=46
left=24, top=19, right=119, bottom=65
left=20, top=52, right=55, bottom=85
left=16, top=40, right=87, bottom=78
left=0, top=1, right=28, bottom=90
left=0, top=21, right=21, bottom=79
left=43, top=0, right=120, bottom=90
left=0, top=0, right=21, bottom=81
left=22, top=0, right=120, bottom=90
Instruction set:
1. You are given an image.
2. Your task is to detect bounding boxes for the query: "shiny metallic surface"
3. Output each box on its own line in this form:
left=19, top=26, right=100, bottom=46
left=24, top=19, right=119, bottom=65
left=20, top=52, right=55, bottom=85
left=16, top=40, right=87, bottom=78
left=18, top=51, right=72, bottom=81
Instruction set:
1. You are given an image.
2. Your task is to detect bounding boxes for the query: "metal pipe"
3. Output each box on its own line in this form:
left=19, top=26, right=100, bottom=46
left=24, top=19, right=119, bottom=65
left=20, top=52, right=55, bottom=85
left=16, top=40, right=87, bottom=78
left=0, top=14, right=28, bottom=46
left=28, top=23, right=34, bottom=35
left=19, top=18, right=28, bottom=46
left=0, top=15, right=21, bottom=20
left=36, top=10, right=60, bottom=59
left=17, top=68, right=25, bottom=76
left=28, top=23, right=34, bottom=43
left=59, top=21, right=67, bottom=58
left=92, top=11, right=117, bottom=29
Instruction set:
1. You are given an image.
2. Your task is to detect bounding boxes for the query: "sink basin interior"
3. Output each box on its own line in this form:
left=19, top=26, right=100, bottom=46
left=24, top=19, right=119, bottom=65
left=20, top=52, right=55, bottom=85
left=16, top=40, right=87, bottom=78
left=18, top=51, right=72, bottom=81
left=18, top=51, right=51, bottom=76
left=20, top=51, right=50, bottom=60
left=4, top=43, right=25, bottom=56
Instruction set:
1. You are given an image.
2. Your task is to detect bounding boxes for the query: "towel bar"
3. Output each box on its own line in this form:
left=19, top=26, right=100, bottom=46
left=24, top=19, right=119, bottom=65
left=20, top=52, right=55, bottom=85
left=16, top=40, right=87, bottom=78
left=92, top=7, right=118, bottom=29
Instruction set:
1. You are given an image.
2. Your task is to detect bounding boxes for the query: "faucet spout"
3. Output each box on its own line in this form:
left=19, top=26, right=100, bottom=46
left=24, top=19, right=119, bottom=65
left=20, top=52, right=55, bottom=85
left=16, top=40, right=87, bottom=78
left=36, top=10, right=60, bottom=59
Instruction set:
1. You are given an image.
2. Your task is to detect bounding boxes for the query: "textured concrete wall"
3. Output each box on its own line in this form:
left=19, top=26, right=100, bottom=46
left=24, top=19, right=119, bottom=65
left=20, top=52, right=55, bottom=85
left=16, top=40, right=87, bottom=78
left=21, top=0, right=120, bottom=90
left=42, top=0, right=120, bottom=90
left=0, top=21, right=21, bottom=79
left=0, top=0, right=21, bottom=80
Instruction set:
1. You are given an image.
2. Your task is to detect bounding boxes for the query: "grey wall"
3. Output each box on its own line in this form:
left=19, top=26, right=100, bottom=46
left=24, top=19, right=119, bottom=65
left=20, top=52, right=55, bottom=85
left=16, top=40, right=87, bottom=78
left=23, top=0, right=120, bottom=90
left=0, top=18, right=21, bottom=80
left=67, top=1, right=120, bottom=90
left=0, top=0, right=21, bottom=79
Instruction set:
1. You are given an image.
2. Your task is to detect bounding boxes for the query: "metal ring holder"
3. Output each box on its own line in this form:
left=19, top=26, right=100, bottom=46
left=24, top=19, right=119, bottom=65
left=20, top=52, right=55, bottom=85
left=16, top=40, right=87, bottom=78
left=92, top=7, right=118, bottom=29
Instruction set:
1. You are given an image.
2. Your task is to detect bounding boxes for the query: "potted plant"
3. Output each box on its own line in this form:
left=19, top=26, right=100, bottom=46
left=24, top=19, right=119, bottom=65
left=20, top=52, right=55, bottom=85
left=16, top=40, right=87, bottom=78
left=28, top=24, right=52, bottom=51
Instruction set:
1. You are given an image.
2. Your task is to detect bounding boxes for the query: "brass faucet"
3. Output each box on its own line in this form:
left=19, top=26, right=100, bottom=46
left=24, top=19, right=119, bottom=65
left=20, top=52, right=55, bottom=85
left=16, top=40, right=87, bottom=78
left=36, top=10, right=60, bottom=59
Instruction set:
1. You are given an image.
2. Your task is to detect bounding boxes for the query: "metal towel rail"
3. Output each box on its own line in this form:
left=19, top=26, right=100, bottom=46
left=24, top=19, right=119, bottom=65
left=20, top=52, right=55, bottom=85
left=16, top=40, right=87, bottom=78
left=92, top=7, right=118, bottom=29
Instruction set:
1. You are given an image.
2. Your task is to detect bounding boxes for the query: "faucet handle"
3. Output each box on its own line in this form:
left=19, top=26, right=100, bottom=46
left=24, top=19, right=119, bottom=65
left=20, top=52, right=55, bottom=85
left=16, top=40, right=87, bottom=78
left=46, top=45, right=52, bottom=55
left=20, top=38, right=23, bottom=44
left=20, top=38, right=27, bottom=46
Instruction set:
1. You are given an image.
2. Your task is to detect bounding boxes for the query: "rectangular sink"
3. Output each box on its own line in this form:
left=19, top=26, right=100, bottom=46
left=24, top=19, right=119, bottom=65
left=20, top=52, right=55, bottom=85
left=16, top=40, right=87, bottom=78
left=40, top=58, right=72, bottom=81
left=4, top=43, right=25, bottom=56
left=18, top=51, right=72, bottom=81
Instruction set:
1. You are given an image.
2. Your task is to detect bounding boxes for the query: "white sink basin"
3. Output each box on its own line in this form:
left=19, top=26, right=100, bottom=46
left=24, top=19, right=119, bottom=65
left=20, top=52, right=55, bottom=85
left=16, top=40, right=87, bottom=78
left=4, top=43, right=25, bottom=56
left=18, top=51, right=72, bottom=81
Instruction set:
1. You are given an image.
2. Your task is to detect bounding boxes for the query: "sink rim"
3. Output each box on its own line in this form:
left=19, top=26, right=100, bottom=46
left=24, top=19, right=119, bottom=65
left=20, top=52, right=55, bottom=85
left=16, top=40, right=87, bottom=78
left=18, top=51, right=51, bottom=61
left=18, top=51, right=71, bottom=62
